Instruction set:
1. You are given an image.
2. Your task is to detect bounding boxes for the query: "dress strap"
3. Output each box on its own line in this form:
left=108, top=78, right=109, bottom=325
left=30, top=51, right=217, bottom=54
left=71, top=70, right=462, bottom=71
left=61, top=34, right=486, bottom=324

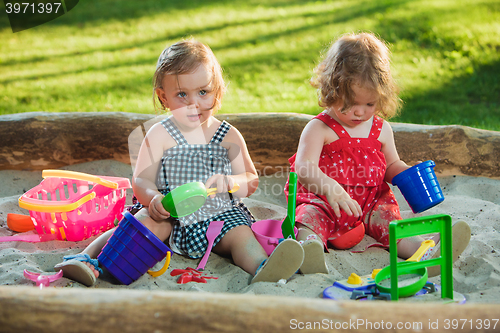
left=369, top=115, right=384, bottom=140
left=210, top=120, right=231, bottom=144
left=314, top=112, right=351, bottom=138
left=161, top=118, right=189, bottom=145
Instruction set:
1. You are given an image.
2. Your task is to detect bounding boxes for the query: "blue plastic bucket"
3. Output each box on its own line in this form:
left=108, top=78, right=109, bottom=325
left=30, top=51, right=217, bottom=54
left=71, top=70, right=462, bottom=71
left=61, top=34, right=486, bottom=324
left=392, top=160, right=444, bottom=213
left=97, top=211, right=171, bottom=285
left=109, top=228, right=158, bottom=267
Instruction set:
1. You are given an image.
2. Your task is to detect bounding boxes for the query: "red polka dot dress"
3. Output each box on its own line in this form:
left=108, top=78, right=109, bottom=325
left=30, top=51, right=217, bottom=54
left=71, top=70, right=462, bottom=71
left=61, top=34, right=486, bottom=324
left=287, top=112, right=402, bottom=248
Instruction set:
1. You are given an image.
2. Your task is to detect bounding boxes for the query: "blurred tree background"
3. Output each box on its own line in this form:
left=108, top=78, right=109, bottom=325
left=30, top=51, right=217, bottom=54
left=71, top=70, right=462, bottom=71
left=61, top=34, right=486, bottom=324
left=0, top=0, right=499, bottom=130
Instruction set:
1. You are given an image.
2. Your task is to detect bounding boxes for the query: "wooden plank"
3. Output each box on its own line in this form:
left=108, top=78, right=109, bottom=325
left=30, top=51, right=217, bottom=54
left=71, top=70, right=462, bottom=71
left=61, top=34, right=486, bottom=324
left=1, top=286, right=499, bottom=333
left=1, top=112, right=500, bottom=177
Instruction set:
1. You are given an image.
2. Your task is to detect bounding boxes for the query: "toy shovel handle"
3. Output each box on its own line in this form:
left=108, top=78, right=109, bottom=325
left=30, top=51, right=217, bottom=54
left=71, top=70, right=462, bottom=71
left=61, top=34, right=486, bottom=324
left=269, top=238, right=280, bottom=246
left=42, top=170, right=119, bottom=189
left=406, top=239, right=436, bottom=262
left=206, top=183, right=240, bottom=196
left=147, top=251, right=172, bottom=277
left=0, top=234, right=58, bottom=243
left=282, top=172, right=298, bottom=240
left=288, top=172, right=297, bottom=228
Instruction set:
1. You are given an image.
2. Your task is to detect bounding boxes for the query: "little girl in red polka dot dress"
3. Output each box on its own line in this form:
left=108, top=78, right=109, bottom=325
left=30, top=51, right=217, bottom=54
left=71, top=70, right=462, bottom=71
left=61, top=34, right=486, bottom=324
left=287, top=32, right=470, bottom=276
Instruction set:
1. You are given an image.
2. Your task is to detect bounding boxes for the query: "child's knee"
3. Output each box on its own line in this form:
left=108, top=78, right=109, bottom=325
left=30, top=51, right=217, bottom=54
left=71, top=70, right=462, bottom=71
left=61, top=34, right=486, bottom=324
left=370, top=202, right=401, bottom=223
left=134, top=208, right=173, bottom=241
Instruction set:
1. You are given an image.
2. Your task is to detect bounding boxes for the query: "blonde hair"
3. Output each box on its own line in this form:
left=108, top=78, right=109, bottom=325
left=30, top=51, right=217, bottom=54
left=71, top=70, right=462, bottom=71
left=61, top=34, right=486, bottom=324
left=153, top=39, right=226, bottom=112
left=311, top=32, right=401, bottom=119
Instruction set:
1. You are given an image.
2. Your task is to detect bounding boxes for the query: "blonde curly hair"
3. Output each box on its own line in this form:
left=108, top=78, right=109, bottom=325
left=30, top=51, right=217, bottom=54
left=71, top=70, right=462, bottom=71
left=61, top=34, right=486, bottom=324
left=311, top=32, right=402, bottom=119
left=153, top=39, right=226, bottom=113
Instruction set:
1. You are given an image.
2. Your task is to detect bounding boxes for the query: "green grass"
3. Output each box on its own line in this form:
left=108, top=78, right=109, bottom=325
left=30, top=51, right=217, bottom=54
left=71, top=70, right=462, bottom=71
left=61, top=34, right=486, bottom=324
left=1, top=0, right=499, bottom=130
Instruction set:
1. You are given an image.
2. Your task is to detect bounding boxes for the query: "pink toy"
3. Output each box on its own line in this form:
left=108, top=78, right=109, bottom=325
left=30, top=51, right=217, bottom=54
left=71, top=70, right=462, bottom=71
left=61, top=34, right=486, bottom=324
left=252, top=219, right=298, bottom=256
left=19, top=170, right=131, bottom=241
left=23, top=269, right=63, bottom=289
left=0, top=234, right=58, bottom=243
left=197, top=221, right=224, bottom=270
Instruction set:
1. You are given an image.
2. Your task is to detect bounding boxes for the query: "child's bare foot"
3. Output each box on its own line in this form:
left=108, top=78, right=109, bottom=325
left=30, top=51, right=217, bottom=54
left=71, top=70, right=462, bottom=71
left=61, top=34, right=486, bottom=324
left=54, top=253, right=102, bottom=287
left=83, top=261, right=101, bottom=279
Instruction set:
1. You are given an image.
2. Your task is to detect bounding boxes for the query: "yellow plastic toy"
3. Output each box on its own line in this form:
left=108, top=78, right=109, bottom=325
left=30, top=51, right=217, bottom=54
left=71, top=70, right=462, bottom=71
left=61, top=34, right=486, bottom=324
left=347, top=273, right=362, bottom=285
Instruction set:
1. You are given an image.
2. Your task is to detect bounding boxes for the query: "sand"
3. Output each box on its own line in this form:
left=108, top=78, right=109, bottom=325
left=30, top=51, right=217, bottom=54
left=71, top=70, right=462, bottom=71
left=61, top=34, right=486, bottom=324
left=0, top=160, right=499, bottom=303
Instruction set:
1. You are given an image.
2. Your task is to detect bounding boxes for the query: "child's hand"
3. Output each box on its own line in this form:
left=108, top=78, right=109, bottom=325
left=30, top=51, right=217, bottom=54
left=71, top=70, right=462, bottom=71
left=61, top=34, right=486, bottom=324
left=205, top=174, right=235, bottom=198
left=326, top=185, right=363, bottom=218
left=148, top=193, right=171, bottom=221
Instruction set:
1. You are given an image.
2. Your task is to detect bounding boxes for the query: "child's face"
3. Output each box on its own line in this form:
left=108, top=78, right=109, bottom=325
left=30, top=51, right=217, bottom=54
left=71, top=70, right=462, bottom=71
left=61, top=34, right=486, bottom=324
left=156, top=64, right=216, bottom=129
left=333, top=83, right=379, bottom=128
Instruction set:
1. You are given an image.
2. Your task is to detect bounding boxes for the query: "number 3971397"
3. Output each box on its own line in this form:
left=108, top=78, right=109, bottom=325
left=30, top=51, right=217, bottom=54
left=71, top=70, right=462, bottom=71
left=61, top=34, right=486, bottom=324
left=5, top=2, right=62, bottom=14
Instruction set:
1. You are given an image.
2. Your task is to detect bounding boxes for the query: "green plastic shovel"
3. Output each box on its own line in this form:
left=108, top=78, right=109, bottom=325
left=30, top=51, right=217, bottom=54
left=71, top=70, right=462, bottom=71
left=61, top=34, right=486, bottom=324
left=282, top=172, right=297, bottom=240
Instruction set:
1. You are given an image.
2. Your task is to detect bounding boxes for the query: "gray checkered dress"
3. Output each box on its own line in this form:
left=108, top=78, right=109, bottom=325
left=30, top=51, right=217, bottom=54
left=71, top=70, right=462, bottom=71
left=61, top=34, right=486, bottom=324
left=157, top=117, right=255, bottom=258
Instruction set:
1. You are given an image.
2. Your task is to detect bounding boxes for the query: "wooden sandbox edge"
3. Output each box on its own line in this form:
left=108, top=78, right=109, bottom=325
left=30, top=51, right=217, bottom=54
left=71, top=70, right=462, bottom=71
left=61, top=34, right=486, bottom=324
left=1, top=286, right=499, bottom=333
left=1, top=112, right=500, bottom=178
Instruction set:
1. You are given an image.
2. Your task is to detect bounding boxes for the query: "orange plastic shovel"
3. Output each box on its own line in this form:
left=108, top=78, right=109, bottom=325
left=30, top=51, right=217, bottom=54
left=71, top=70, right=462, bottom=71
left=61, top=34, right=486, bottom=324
left=7, top=213, right=35, bottom=232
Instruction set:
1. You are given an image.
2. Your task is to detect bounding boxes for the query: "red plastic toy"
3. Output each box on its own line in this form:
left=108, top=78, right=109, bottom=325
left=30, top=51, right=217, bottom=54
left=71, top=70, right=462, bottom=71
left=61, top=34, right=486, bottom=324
left=170, top=267, right=218, bottom=284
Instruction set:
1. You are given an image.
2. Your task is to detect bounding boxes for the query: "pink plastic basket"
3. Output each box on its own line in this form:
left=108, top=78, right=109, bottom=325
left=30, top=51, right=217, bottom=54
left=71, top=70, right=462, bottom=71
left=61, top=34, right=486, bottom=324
left=19, top=170, right=131, bottom=241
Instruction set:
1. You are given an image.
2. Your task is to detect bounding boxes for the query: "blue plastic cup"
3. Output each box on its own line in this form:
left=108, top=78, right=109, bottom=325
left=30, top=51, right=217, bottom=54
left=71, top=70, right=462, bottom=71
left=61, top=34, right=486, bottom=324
left=97, top=211, right=171, bottom=285
left=392, top=160, right=444, bottom=213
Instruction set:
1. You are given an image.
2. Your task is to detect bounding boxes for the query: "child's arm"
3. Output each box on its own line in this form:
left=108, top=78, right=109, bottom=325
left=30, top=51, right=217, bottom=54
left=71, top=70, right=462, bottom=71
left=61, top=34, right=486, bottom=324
left=132, top=123, right=174, bottom=221
left=207, top=126, right=259, bottom=198
left=294, top=120, right=362, bottom=218
left=380, top=120, right=410, bottom=183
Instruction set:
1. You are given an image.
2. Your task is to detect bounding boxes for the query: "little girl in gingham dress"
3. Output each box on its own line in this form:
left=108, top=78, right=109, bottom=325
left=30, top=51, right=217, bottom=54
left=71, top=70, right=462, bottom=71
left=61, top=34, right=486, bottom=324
left=53, top=39, right=305, bottom=286
left=156, top=117, right=256, bottom=258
